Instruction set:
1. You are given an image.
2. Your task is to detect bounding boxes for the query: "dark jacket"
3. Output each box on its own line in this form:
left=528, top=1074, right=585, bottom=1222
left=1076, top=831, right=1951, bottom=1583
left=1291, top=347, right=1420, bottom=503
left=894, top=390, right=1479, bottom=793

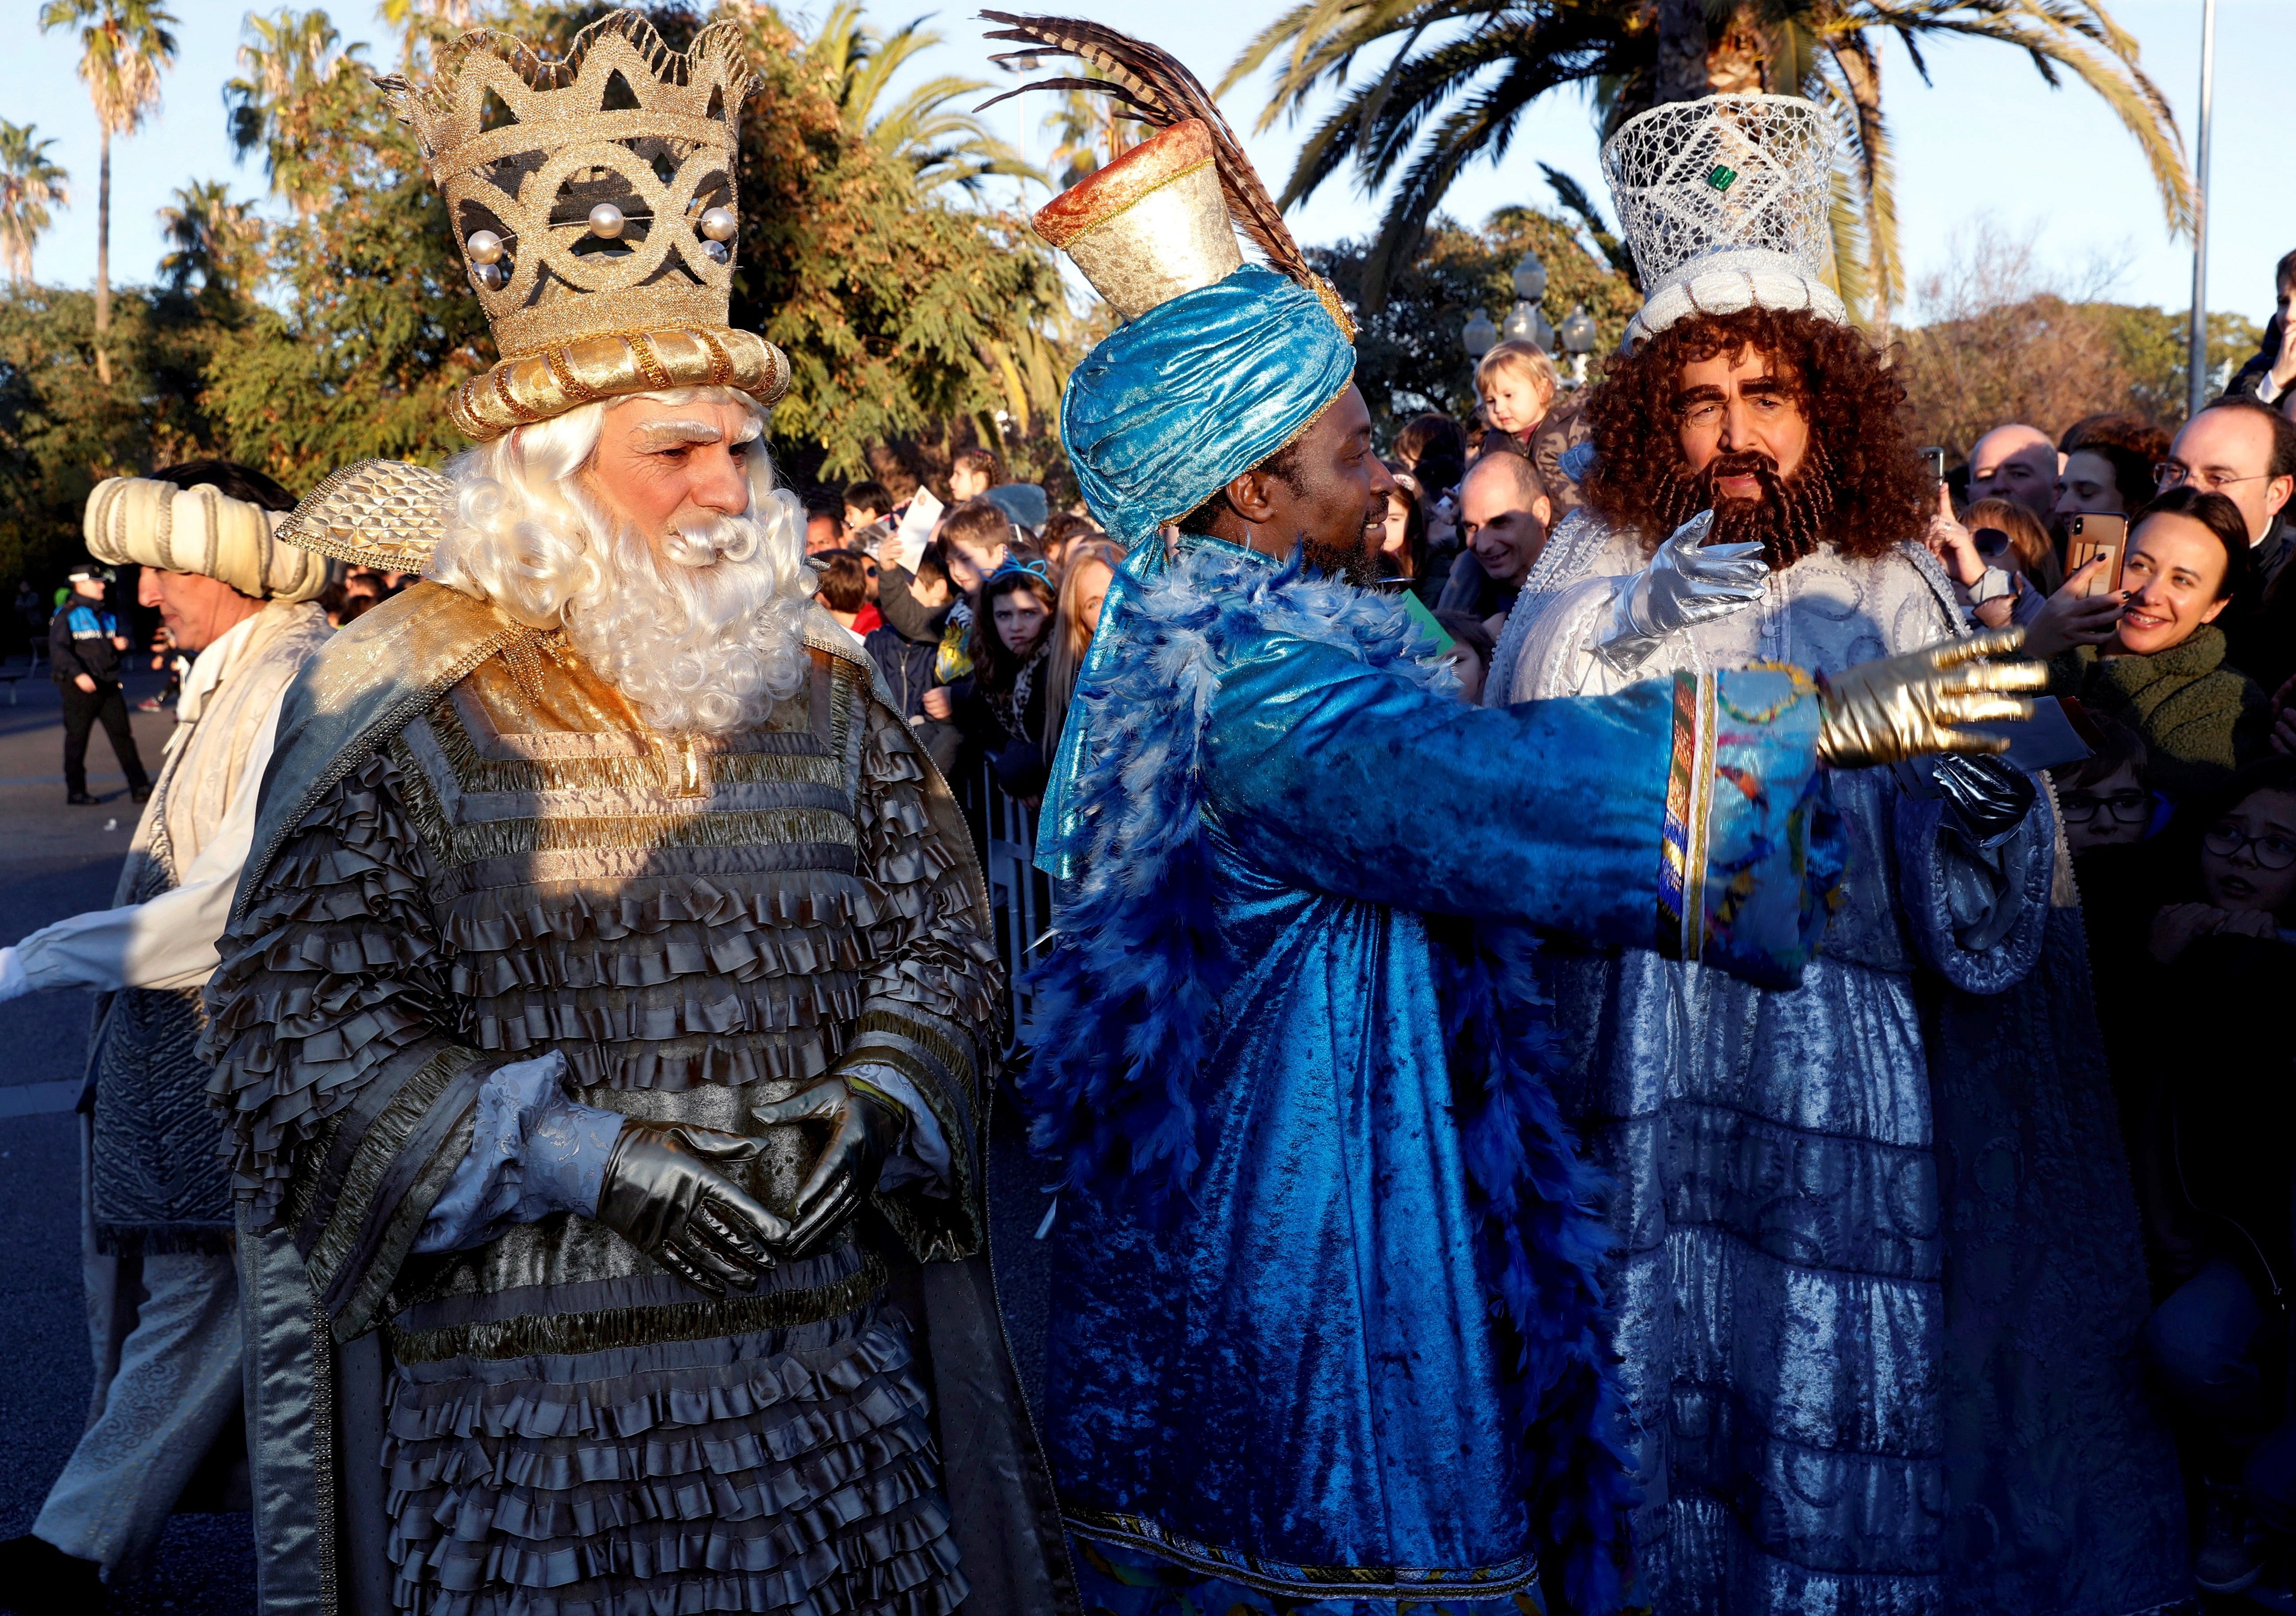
left=50, top=599, right=125, bottom=684
left=2223, top=314, right=2288, bottom=408
left=1433, top=549, right=1518, bottom=624
left=865, top=618, right=939, bottom=726
left=947, top=658, right=1051, bottom=800
left=2149, top=931, right=2296, bottom=1299
left=2224, top=514, right=2296, bottom=696
left=875, top=563, right=952, bottom=646
left=2049, top=625, right=2271, bottom=799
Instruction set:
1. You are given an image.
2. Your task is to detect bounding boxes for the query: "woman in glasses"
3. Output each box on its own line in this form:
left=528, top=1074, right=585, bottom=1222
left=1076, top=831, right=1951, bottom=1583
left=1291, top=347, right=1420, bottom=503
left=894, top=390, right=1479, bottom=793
left=2138, top=754, right=2296, bottom=1597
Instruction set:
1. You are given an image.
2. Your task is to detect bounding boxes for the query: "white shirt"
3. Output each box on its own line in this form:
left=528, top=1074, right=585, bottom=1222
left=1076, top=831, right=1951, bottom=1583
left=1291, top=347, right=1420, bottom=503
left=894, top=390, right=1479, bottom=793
left=11, top=613, right=289, bottom=994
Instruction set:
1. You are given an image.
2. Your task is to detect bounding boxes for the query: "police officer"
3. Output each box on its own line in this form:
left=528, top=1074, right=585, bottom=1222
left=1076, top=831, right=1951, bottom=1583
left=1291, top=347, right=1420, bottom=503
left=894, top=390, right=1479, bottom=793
left=48, top=563, right=151, bottom=806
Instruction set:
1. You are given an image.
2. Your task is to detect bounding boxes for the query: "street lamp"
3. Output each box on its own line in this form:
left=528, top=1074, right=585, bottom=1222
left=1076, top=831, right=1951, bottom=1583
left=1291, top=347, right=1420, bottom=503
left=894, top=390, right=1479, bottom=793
left=1502, top=249, right=1554, bottom=352
left=1462, top=309, right=1498, bottom=361
left=1559, top=304, right=1597, bottom=387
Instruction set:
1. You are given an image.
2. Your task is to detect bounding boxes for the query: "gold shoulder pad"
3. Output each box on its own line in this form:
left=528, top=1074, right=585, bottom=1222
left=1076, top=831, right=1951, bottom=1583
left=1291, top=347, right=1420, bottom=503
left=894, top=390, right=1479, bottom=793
left=275, top=458, right=455, bottom=574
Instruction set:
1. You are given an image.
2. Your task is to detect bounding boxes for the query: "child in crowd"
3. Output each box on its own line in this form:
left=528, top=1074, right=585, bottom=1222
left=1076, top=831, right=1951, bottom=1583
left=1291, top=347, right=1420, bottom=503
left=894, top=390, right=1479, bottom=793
left=1474, top=340, right=1561, bottom=454
left=843, top=479, right=893, bottom=537
left=865, top=544, right=959, bottom=776
left=811, top=551, right=878, bottom=638
left=2136, top=756, right=2296, bottom=1597
left=927, top=499, right=1015, bottom=686
left=948, top=447, right=1005, bottom=504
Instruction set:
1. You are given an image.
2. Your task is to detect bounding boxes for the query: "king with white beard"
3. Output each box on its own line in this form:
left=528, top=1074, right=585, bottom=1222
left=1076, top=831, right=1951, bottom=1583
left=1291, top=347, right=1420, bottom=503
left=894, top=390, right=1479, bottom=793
left=199, top=15, right=1070, bottom=1614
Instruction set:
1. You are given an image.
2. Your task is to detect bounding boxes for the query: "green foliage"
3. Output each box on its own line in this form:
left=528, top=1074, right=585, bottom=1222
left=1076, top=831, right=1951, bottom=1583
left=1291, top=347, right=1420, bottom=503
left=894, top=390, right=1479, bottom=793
left=1313, top=206, right=1641, bottom=440
left=0, top=284, right=231, bottom=588
left=0, top=0, right=1081, bottom=591
left=202, top=37, right=490, bottom=485
left=157, top=180, right=267, bottom=307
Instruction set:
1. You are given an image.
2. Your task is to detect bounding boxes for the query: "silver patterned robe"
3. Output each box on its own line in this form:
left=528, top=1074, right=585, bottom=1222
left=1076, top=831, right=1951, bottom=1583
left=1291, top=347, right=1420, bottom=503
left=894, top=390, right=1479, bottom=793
left=202, top=580, right=1070, bottom=1616
left=1488, top=514, right=2186, bottom=1615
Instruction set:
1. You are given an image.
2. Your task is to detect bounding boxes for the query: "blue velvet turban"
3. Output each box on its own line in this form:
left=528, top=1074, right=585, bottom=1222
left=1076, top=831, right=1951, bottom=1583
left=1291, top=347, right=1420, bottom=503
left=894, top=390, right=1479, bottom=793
left=1064, top=264, right=1357, bottom=551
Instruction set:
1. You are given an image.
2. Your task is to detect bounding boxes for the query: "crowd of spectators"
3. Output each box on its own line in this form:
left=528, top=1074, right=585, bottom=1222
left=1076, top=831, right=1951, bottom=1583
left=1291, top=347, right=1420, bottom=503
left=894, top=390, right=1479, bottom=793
left=799, top=450, right=1118, bottom=817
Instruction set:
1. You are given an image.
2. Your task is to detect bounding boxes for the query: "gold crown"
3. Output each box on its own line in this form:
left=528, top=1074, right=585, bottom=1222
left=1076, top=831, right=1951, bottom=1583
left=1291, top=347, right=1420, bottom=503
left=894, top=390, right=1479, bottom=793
left=382, top=10, right=789, bottom=441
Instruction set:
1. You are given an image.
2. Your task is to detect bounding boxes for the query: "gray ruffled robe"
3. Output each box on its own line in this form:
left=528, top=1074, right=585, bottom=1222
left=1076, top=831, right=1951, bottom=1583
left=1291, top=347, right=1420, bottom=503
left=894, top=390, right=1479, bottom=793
left=204, top=581, right=1074, bottom=1616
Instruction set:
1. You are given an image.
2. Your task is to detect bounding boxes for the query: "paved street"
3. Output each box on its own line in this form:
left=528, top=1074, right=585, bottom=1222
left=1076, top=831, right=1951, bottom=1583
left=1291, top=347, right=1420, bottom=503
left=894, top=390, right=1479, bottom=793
left=0, top=664, right=258, bottom=1612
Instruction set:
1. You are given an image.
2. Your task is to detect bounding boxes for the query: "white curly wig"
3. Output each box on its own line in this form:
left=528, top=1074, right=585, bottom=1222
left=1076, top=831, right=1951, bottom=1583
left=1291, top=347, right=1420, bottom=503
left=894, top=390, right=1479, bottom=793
left=424, top=385, right=814, bottom=734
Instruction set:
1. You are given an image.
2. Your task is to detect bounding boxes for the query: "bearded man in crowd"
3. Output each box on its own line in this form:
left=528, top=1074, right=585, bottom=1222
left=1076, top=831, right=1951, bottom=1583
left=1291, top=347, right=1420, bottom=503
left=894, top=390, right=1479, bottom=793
left=199, top=16, right=1065, bottom=1614
left=0, top=462, right=329, bottom=1609
left=1486, top=95, right=2184, bottom=1614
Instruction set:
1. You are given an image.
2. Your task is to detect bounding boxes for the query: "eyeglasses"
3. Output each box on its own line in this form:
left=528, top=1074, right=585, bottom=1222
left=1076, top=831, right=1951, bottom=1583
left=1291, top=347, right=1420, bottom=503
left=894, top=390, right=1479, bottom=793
left=2154, top=461, right=2274, bottom=493
left=2060, top=789, right=2150, bottom=824
left=1971, top=526, right=2014, bottom=560
left=2204, top=822, right=2296, bottom=870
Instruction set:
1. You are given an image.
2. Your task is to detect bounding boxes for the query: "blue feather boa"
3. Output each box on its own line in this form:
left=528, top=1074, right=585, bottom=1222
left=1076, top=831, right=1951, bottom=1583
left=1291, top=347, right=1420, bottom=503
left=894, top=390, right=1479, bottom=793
left=1024, top=539, right=1635, bottom=1612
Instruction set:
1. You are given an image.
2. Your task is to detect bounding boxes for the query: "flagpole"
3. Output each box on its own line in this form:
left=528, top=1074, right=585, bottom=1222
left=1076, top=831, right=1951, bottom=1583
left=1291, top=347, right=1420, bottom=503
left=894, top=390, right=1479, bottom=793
left=2187, top=0, right=2217, bottom=418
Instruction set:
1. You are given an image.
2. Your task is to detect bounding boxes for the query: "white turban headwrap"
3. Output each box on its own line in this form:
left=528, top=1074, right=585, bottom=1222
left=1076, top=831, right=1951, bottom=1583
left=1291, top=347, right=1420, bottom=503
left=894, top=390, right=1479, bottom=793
left=82, top=476, right=328, bottom=603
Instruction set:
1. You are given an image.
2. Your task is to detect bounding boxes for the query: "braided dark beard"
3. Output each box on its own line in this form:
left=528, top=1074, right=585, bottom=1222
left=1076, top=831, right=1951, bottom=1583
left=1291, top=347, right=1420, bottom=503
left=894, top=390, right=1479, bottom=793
left=1650, top=441, right=1838, bottom=571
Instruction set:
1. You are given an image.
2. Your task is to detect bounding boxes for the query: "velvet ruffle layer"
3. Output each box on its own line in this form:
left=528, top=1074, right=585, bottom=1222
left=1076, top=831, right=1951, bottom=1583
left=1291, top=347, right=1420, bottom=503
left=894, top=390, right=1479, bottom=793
left=207, top=699, right=999, bottom=1227
left=384, top=1311, right=968, bottom=1616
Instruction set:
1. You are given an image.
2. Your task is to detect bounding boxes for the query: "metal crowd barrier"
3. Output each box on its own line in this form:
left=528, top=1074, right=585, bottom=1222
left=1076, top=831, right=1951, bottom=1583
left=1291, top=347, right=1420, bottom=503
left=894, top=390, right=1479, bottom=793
left=956, top=763, right=1055, bottom=1043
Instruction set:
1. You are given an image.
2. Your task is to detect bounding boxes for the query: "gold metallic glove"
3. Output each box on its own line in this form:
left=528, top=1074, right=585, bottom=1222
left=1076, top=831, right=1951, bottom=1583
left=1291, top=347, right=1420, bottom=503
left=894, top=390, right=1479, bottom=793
left=595, top=1121, right=788, bottom=1297
left=1815, top=628, right=2048, bottom=770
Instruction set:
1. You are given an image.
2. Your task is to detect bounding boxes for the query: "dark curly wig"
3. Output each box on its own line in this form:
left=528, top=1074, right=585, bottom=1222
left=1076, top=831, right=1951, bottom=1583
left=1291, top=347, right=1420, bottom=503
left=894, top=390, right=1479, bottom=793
left=1582, top=306, right=1931, bottom=563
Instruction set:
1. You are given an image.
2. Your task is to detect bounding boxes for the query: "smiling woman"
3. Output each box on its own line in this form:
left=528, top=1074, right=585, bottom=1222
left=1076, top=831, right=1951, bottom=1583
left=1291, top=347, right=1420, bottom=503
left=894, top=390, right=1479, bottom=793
left=2044, top=485, right=2272, bottom=799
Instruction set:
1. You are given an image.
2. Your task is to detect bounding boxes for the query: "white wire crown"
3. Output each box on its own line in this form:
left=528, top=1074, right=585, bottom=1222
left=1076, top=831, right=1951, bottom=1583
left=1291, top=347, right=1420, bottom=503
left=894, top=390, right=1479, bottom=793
left=1602, top=93, right=1834, bottom=288
left=1601, top=93, right=1842, bottom=341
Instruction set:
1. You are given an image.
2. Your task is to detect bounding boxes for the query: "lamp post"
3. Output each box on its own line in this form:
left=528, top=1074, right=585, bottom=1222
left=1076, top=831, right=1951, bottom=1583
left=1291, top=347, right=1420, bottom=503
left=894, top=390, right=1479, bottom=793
left=1462, top=308, right=1498, bottom=362
left=1559, top=304, right=1597, bottom=387
left=2186, top=0, right=2217, bottom=418
left=1502, top=249, right=1553, bottom=352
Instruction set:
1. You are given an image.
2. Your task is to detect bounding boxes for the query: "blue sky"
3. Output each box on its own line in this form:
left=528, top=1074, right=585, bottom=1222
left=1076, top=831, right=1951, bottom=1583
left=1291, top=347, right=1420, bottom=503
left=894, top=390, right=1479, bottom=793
left=4, top=0, right=2282, bottom=328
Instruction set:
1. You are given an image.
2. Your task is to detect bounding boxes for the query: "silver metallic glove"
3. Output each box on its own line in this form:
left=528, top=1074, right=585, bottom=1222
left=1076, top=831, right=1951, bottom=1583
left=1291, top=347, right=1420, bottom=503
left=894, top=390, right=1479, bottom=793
left=1596, top=511, right=1771, bottom=671
left=595, top=1121, right=787, bottom=1297
left=1931, top=752, right=2037, bottom=848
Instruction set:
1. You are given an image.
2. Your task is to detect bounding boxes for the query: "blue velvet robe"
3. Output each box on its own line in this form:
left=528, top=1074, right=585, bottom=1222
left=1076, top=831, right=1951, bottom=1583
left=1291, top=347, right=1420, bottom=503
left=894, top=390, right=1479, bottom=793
left=1024, top=536, right=1846, bottom=1612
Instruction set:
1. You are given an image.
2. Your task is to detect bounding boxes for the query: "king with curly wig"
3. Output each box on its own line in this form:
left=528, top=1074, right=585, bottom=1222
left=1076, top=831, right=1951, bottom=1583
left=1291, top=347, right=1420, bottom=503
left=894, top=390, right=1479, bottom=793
left=1582, top=305, right=1932, bottom=570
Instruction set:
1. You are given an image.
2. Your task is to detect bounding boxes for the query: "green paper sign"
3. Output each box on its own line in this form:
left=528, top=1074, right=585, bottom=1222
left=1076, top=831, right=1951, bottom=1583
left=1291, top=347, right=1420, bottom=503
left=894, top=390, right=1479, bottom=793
left=1397, top=588, right=1455, bottom=656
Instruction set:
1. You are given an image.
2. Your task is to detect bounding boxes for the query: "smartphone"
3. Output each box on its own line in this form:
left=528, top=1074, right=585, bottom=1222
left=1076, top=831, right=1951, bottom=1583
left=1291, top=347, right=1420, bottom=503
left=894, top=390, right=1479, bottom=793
left=2065, top=512, right=2129, bottom=597
left=1918, top=445, right=1947, bottom=484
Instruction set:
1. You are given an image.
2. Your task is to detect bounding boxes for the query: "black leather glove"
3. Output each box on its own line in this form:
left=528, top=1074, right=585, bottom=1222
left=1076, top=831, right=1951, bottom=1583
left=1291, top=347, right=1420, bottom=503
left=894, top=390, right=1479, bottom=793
left=595, top=1121, right=787, bottom=1297
left=750, top=1076, right=906, bottom=1259
left=1932, top=751, right=2037, bottom=848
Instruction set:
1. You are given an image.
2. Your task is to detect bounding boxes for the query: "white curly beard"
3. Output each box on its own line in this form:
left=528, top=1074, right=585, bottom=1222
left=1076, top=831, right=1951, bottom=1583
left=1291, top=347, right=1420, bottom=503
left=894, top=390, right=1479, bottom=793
left=562, top=509, right=814, bottom=735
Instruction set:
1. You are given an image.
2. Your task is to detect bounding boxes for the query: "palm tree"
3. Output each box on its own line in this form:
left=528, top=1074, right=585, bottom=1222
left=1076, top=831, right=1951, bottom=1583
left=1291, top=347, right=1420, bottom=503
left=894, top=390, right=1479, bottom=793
left=0, top=122, right=70, bottom=286
left=1225, top=0, right=2189, bottom=329
left=157, top=179, right=266, bottom=302
left=225, top=8, right=362, bottom=214
left=805, top=3, right=1041, bottom=197
left=37, top=0, right=180, bottom=384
